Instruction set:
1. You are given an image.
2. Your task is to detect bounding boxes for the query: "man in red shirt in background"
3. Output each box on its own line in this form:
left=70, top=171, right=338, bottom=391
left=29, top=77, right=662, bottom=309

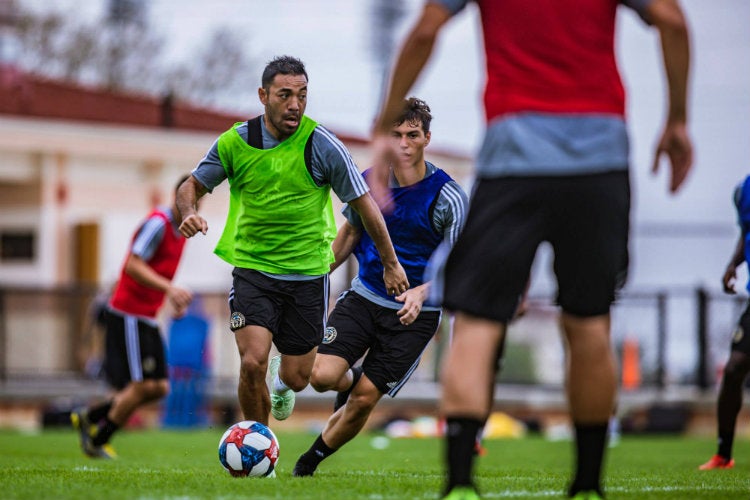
left=71, top=175, right=193, bottom=458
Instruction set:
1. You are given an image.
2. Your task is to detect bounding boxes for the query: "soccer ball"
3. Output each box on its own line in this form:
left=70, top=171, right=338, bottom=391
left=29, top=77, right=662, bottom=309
left=218, top=420, right=279, bottom=477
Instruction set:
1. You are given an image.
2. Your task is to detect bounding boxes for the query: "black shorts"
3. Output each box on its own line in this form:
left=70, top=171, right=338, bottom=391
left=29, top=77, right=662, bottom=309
left=443, top=171, right=630, bottom=322
left=103, top=309, right=167, bottom=390
left=730, top=301, right=750, bottom=355
left=318, top=290, right=441, bottom=396
left=229, top=268, right=328, bottom=356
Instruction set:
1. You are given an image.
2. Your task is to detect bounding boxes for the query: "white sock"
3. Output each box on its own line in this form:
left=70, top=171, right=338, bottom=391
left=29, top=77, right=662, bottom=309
left=273, top=375, right=290, bottom=394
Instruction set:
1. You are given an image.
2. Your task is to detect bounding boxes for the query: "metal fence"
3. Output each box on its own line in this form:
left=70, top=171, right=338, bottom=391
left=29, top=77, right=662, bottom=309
left=0, top=285, right=745, bottom=393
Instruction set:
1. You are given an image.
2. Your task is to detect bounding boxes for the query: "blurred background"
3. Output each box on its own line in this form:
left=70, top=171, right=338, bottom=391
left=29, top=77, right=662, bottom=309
left=0, top=0, right=748, bottom=436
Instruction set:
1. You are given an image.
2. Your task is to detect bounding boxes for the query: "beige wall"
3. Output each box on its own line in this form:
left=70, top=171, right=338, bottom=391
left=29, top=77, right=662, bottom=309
left=0, top=114, right=473, bottom=378
left=0, top=115, right=473, bottom=290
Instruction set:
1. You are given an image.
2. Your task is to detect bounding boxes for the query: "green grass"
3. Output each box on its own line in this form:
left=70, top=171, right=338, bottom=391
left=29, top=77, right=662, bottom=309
left=0, top=427, right=748, bottom=499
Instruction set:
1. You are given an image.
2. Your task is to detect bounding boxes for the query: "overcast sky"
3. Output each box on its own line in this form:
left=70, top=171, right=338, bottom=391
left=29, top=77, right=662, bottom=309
left=20, top=0, right=750, bottom=228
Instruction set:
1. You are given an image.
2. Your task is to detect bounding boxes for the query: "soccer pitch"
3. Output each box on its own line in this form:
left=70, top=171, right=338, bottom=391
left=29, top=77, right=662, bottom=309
left=0, top=428, right=747, bottom=499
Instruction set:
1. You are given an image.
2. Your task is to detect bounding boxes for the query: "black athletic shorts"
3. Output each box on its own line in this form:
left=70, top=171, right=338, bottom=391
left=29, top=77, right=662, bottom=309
left=103, top=309, right=167, bottom=390
left=228, top=268, right=328, bottom=356
left=318, top=290, right=441, bottom=397
left=730, top=301, right=750, bottom=355
left=443, top=171, right=630, bottom=322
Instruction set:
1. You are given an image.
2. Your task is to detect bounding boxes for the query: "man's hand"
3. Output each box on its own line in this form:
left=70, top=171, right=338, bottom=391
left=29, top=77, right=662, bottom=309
left=395, top=284, right=428, bottom=325
left=167, top=285, right=193, bottom=318
left=383, top=261, right=409, bottom=298
left=652, top=121, right=693, bottom=193
left=179, top=214, right=208, bottom=238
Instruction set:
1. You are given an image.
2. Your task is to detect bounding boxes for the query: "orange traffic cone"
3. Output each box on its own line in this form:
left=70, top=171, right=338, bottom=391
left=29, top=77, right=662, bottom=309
left=621, top=337, right=641, bottom=391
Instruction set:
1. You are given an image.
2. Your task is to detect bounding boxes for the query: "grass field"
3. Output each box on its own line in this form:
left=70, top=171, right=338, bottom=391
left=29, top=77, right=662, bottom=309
left=0, top=427, right=748, bottom=499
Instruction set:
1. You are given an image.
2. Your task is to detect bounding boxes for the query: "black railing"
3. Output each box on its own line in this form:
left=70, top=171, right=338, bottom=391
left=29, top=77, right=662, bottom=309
left=0, top=285, right=745, bottom=392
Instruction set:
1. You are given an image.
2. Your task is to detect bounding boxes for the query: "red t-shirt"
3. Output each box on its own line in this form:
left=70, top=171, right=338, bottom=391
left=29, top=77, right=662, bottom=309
left=110, top=209, right=186, bottom=318
left=478, top=0, right=625, bottom=122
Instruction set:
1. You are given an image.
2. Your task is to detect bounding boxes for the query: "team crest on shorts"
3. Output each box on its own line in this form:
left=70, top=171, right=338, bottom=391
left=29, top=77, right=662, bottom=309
left=733, top=326, right=744, bottom=344
left=323, top=326, right=337, bottom=344
left=142, top=356, right=156, bottom=374
left=230, top=312, right=246, bottom=330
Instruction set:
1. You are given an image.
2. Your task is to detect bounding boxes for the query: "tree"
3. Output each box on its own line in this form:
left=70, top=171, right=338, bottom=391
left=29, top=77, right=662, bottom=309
left=9, top=1, right=254, bottom=107
left=166, top=28, right=256, bottom=109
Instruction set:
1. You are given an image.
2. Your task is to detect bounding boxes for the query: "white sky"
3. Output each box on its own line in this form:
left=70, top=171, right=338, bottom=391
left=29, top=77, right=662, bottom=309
left=19, top=0, right=750, bottom=229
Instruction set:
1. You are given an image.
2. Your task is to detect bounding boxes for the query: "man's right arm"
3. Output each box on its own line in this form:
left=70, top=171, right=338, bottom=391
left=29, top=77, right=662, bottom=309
left=177, top=138, right=226, bottom=238
left=369, top=2, right=453, bottom=209
left=177, top=175, right=209, bottom=237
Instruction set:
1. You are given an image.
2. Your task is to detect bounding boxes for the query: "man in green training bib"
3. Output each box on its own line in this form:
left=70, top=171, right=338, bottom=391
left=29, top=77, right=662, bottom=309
left=177, top=55, right=408, bottom=426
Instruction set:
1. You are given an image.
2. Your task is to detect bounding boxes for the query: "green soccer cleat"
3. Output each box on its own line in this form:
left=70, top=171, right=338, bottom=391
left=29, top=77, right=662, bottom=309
left=442, top=486, right=480, bottom=500
left=269, top=355, right=295, bottom=421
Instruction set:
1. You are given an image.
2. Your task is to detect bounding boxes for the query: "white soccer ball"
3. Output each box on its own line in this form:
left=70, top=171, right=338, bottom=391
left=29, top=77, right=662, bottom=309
left=218, top=420, right=279, bottom=477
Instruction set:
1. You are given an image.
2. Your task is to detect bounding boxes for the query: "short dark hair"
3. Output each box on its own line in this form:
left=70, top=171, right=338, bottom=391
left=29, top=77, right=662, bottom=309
left=261, top=56, right=308, bottom=89
left=394, top=97, right=432, bottom=133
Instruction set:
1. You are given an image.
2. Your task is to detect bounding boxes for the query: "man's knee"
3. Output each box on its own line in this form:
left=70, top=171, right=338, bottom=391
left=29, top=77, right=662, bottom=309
left=133, top=379, right=168, bottom=401
left=283, top=373, right=308, bottom=392
left=309, top=366, right=339, bottom=392
left=239, top=355, right=267, bottom=384
left=309, top=375, right=333, bottom=393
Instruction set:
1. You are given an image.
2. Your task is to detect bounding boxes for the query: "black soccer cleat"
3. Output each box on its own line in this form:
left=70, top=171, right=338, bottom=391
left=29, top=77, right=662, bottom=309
left=292, top=459, right=317, bottom=477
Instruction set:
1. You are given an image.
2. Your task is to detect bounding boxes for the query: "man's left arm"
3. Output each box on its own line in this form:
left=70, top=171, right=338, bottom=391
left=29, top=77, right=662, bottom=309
left=347, top=193, right=409, bottom=296
left=124, top=254, right=192, bottom=316
left=126, top=219, right=193, bottom=316
left=645, top=0, right=693, bottom=193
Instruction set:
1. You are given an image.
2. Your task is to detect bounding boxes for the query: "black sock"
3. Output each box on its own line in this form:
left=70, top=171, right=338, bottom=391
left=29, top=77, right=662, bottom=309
left=717, top=433, right=734, bottom=460
left=715, top=353, right=750, bottom=460
left=568, top=422, right=608, bottom=497
left=298, top=434, right=337, bottom=467
left=91, top=416, right=119, bottom=447
left=716, top=381, right=742, bottom=459
left=444, top=416, right=482, bottom=493
left=88, top=400, right=113, bottom=423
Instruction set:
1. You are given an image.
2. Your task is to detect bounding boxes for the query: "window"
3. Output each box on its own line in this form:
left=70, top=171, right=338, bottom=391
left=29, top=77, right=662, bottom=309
left=0, top=231, right=35, bottom=262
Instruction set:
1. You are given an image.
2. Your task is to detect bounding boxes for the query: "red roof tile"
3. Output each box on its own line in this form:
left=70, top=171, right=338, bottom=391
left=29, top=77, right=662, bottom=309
left=0, top=64, right=251, bottom=133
